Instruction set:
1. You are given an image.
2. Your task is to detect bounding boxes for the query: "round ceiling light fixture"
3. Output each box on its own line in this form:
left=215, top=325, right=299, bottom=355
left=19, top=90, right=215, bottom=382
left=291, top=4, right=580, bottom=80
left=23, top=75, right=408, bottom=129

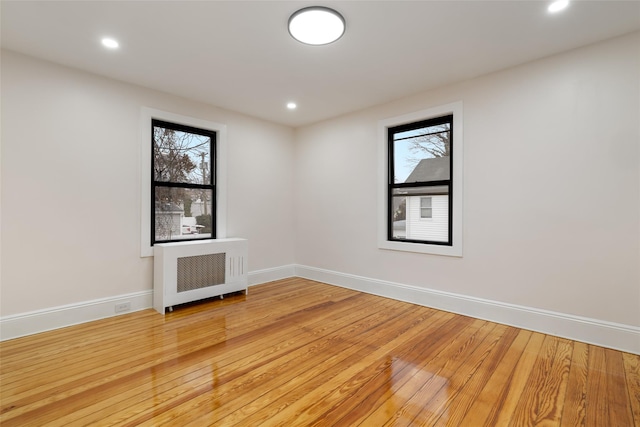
left=101, top=37, right=119, bottom=49
left=548, top=0, right=569, bottom=13
left=288, top=6, right=345, bottom=45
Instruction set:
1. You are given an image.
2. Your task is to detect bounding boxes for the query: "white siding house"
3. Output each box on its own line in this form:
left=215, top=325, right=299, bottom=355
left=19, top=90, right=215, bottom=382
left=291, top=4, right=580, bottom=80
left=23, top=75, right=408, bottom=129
left=405, top=195, right=449, bottom=242
left=395, top=157, right=450, bottom=242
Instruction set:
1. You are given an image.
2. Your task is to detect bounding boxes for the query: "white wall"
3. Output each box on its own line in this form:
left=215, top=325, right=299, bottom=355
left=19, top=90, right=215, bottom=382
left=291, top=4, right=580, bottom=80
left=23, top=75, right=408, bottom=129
left=1, top=50, right=295, bottom=317
left=2, top=32, right=639, bottom=348
left=294, top=32, right=640, bottom=328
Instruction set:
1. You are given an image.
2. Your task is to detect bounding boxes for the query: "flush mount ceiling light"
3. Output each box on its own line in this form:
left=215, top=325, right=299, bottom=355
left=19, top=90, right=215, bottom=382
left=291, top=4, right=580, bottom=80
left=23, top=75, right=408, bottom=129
left=288, top=6, right=345, bottom=45
left=101, top=37, right=119, bottom=49
left=548, top=0, right=569, bottom=13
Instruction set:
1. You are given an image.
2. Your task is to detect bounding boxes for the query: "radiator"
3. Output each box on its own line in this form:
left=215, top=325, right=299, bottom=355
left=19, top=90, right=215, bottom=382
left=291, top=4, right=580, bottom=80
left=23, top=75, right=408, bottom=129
left=153, top=238, right=248, bottom=314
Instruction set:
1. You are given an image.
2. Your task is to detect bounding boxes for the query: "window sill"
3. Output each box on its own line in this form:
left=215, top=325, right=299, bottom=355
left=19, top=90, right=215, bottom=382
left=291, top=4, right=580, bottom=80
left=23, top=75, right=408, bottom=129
left=378, top=239, right=462, bottom=257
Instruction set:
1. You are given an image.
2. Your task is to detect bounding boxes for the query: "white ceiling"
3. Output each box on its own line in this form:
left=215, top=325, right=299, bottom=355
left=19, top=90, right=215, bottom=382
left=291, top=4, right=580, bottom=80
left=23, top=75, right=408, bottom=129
left=2, top=1, right=639, bottom=127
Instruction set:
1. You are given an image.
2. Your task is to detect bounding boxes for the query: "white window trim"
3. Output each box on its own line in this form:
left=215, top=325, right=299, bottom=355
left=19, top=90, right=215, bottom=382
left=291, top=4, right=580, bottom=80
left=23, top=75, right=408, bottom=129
left=140, top=107, right=227, bottom=257
left=377, top=101, right=463, bottom=257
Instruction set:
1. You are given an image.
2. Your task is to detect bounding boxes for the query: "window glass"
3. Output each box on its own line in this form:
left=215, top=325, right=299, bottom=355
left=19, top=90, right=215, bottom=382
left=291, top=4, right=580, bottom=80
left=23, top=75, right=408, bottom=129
left=420, top=197, right=433, bottom=219
left=393, top=122, right=450, bottom=184
left=153, top=125, right=212, bottom=185
left=152, top=119, right=216, bottom=245
left=154, top=187, right=213, bottom=241
left=388, top=115, right=452, bottom=245
left=391, top=188, right=449, bottom=242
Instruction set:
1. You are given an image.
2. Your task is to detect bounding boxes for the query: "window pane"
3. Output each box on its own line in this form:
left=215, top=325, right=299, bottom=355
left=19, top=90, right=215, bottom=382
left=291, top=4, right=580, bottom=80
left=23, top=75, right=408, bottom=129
left=420, top=197, right=432, bottom=208
left=420, top=197, right=432, bottom=218
left=393, top=123, right=450, bottom=184
left=155, top=187, right=213, bottom=241
left=391, top=195, right=407, bottom=239
left=392, top=187, right=449, bottom=242
left=421, top=208, right=433, bottom=219
left=153, top=125, right=212, bottom=185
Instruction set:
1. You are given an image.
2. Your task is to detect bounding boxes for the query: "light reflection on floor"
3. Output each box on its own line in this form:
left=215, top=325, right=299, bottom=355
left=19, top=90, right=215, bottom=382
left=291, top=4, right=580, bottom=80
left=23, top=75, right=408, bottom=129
left=380, top=356, right=450, bottom=425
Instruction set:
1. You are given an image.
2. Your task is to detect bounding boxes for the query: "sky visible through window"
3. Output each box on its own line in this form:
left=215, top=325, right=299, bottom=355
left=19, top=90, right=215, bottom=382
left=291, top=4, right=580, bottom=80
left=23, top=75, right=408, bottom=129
left=393, top=125, right=449, bottom=182
left=394, top=140, right=421, bottom=182
left=154, top=127, right=211, bottom=185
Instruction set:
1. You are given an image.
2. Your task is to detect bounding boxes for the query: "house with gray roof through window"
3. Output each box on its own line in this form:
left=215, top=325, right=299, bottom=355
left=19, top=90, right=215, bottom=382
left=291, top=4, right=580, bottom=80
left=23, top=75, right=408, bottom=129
left=393, top=157, right=450, bottom=242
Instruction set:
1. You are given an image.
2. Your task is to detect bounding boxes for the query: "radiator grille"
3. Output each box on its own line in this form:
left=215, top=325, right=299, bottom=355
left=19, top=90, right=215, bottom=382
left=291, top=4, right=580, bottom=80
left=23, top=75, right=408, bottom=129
left=176, top=253, right=226, bottom=293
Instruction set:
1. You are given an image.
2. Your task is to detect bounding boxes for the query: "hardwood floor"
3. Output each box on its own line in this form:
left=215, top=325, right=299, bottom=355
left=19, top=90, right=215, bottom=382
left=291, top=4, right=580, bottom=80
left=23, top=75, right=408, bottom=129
left=1, top=278, right=638, bottom=426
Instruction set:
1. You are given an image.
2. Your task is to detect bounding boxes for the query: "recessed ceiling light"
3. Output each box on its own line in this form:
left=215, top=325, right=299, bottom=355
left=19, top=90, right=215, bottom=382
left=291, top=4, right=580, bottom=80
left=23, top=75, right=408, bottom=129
left=287, top=102, right=297, bottom=110
left=101, top=37, right=119, bottom=49
left=288, top=7, right=345, bottom=45
left=548, top=0, right=569, bottom=13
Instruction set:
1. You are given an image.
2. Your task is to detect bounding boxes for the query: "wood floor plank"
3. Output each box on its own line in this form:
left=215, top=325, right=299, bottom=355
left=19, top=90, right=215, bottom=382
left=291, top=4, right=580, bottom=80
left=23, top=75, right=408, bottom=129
left=560, top=341, right=588, bottom=427
left=357, top=320, right=498, bottom=427
left=624, top=352, right=640, bottom=426
left=103, top=296, right=407, bottom=426
left=1, top=283, right=356, bottom=410
left=1, top=317, right=236, bottom=414
left=413, top=324, right=520, bottom=427
left=604, top=348, right=635, bottom=426
left=455, top=329, right=541, bottom=426
left=508, top=335, right=573, bottom=426
left=1, top=312, right=227, bottom=390
left=1, top=278, right=638, bottom=426
left=113, top=296, right=404, bottom=426
left=585, top=345, right=610, bottom=426
left=176, top=300, right=424, bottom=427
left=229, top=310, right=458, bottom=426
left=225, top=310, right=446, bottom=425
left=0, top=311, right=161, bottom=375
left=2, top=293, right=376, bottom=426
left=405, top=323, right=510, bottom=427
left=318, top=318, right=493, bottom=427
left=582, top=344, right=637, bottom=426
left=622, top=353, right=640, bottom=426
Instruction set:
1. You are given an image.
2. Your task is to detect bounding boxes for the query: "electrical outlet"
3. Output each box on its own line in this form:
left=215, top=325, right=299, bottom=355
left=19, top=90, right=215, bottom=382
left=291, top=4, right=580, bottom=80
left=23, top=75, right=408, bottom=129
left=114, top=302, right=131, bottom=313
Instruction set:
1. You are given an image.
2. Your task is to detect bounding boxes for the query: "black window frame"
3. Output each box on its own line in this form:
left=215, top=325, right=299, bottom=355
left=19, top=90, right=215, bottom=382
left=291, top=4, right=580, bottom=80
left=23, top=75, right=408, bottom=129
left=387, top=114, right=453, bottom=246
left=151, top=119, right=216, bottom=245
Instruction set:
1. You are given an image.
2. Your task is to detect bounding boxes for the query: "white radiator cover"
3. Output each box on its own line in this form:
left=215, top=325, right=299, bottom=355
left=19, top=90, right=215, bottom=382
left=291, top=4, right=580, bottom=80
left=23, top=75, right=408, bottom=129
left=153, top=238, right=248, bottom=314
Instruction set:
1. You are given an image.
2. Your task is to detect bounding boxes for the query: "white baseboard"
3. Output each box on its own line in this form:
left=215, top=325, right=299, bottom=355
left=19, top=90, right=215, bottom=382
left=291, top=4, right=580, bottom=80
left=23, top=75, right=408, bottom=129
left=0, top=291, right=153, bottom=341
left=248, top=264, right=296, bottom=286
left=0, top=266, right=297, bottom=341
left=295, top=265, right=640, bottom=355
left=3, top=264, right=638, bottom=355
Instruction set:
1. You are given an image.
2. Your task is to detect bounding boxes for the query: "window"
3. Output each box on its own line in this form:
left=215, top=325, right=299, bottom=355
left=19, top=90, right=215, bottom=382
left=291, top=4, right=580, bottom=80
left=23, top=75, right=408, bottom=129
left=378, top=102, right=463, bottom=257
left=389, top=114, right=452, bottom=245
left=420, top=197, right=433, bottom=219
left=152, top=119, right=216, bottom=244
left=140, top=108, right=227, bottom=257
